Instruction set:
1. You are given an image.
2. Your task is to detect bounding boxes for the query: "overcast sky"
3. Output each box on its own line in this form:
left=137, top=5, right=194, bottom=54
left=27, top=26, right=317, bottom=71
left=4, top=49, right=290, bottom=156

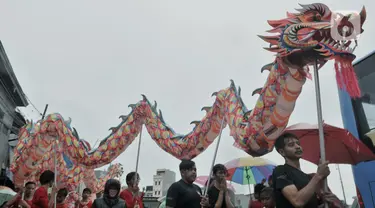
left=1, top=0, right=374, bottom=203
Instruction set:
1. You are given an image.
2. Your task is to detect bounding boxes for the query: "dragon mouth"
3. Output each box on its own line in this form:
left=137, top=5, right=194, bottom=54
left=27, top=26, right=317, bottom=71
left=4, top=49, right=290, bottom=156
left=311, top=28, right=357, bottom=57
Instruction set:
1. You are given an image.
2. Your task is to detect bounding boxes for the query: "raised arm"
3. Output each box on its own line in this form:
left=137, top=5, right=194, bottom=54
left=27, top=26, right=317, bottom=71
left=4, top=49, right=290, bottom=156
left=207, top=187, right=224, bottom=208
left=275, top=162, right=330, bottom=208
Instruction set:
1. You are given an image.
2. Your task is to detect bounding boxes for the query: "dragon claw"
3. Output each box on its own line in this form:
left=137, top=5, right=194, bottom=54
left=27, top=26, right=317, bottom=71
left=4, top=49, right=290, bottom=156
left=261, top=63, right=273, bottom=73
left=230, top=79, right=236, bottom=89
left=141, top=94, right=147, bottom=101
left=190, top=121, right=200, bottom=126
left=243, top=110, right=253, bottom=120
left=201, top=106, right=212, bottom=112
left=128, top=104, right=136, bottom=109
left=252, top=88, right=263, bottom=96
left=153, top=101, right=157, bottom=110
left=119, top=115, right=128, bottom=121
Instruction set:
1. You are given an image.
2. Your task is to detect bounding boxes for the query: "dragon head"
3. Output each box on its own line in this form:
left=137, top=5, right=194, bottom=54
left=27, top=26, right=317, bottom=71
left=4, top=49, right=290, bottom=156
left=259, top=3, right=366, bottom=98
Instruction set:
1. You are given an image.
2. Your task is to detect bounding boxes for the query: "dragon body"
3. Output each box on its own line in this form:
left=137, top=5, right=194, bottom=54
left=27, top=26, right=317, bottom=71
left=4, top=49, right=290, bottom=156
left=11, top=3, right=366, bottom=188
left=12, top=119, right=123, bottom=192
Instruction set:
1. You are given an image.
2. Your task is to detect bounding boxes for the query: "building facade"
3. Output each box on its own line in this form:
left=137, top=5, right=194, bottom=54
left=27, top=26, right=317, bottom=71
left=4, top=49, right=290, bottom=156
left=338, top=50, right=375, bottom=207
left=0, top=41, right=28, bottom=169
left=143, top=185, right=153, bottom=197
left=152, top=169, right=176, bottom=198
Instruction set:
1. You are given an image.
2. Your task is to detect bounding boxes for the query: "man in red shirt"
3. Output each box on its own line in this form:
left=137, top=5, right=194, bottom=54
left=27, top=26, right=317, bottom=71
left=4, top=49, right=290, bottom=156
left=55, top=188, right=68, bottom=208
left=260, top=187, right=275, bottom=208
left=32, top=170, right=56, bottom=208
left=120, top=172, right=144, bottom=208
left=76, top=188, right=93, bottom=208
left=23, top=181, right=36, bottom=207
left=249, top=184, right=264, bottom=208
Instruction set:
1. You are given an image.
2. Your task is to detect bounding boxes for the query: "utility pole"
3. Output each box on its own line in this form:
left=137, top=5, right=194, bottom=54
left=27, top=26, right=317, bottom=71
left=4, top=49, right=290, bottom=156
left=337, top=164, right=347, bottom=206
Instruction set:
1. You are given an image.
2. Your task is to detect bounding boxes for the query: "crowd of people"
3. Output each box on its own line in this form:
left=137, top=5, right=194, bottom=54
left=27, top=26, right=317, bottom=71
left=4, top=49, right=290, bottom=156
left=0, top=170, right=144, bottom=208
left=1, top=132, right=347, bottom=208
left=163, top=132, right=345, bottom=208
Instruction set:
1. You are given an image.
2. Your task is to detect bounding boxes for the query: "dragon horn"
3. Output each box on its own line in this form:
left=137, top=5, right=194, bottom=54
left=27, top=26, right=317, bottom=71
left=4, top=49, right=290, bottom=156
left=360, top=6, right=366, bottom=26
left=211, top=92, right=218, bottom=97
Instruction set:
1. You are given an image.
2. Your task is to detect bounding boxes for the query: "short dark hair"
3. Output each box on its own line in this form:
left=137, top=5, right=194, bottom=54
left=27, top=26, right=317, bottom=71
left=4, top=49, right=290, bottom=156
left=126, top=172, right=140, bottom=185
left=212, top=164, right=227, bottom=175
left=254, top=183, right=266, bottom=195
left=260, top=187, right=274, bottom=199
left=25, top=181, right=36, bottom=187
left=39, top=170, right=54, bottom=185
left=179, top=159, right=195, bottom=171
left=274, top=132, right=298, bottom=152
left=57, top=188, right=68, bottom=197
left=83, top=188, right=92, bottom=194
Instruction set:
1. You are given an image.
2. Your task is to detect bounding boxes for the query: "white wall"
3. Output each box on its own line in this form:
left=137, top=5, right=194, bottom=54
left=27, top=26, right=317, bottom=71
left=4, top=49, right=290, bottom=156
left=152, top=169, right=176, bottom=197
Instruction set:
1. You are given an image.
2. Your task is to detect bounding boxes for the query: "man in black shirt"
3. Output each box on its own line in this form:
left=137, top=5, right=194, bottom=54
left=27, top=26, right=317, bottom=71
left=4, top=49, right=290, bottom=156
left=207, top=164, right=235, bottom=208
left=166, top=159, right=209, bottom=208
left=272, top=132, right=334, bottom=208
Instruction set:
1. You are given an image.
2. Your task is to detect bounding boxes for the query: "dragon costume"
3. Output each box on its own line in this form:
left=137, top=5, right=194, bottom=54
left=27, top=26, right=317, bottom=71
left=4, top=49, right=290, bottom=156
left=11, top=3, right=366, bottom=188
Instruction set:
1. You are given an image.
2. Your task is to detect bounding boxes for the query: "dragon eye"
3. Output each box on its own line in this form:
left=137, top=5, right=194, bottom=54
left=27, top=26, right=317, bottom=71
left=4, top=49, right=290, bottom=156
left=313, top=13, right=322, bottom=21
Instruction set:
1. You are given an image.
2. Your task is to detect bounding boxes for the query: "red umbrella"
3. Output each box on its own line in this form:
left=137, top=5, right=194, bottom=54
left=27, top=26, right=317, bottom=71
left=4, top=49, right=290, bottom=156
left=284, top=122, right=375, bottom=165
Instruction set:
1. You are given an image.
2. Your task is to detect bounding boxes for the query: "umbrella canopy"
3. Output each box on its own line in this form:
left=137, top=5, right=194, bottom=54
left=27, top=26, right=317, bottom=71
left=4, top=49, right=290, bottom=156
left=194, top=176, right=235, bottom=192
left=224, top=157, right=276, bottom=185
left=0, top=186, right=17, bottom=206
left=285, top=122, right=375, bottom=165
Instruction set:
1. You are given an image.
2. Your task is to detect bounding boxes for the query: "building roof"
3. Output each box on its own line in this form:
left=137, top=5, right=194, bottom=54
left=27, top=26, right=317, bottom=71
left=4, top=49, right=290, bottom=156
left=0, top=41, right=28, bottom=107
left=353, top=49, right=375, bottom=66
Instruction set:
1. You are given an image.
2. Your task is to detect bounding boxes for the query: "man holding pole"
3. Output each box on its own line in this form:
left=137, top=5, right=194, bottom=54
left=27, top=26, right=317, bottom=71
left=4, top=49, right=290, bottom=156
left=165, top=159, right=209, bottom=208
left=271, top=133, right=342, bottom=208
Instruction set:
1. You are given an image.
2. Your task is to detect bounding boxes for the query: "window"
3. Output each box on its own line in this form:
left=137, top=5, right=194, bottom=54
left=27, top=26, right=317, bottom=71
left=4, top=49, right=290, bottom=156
left=155, top=191, right=157, bottom=195
left=158, top=181, right=161, bottom=185
left=362, top=102, right=375, bottom=130
left=354, top=53, right=375, bottom=131
left=351, top=54, right=375, bottom=153
left=155, top=181, right=157, bottom=185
